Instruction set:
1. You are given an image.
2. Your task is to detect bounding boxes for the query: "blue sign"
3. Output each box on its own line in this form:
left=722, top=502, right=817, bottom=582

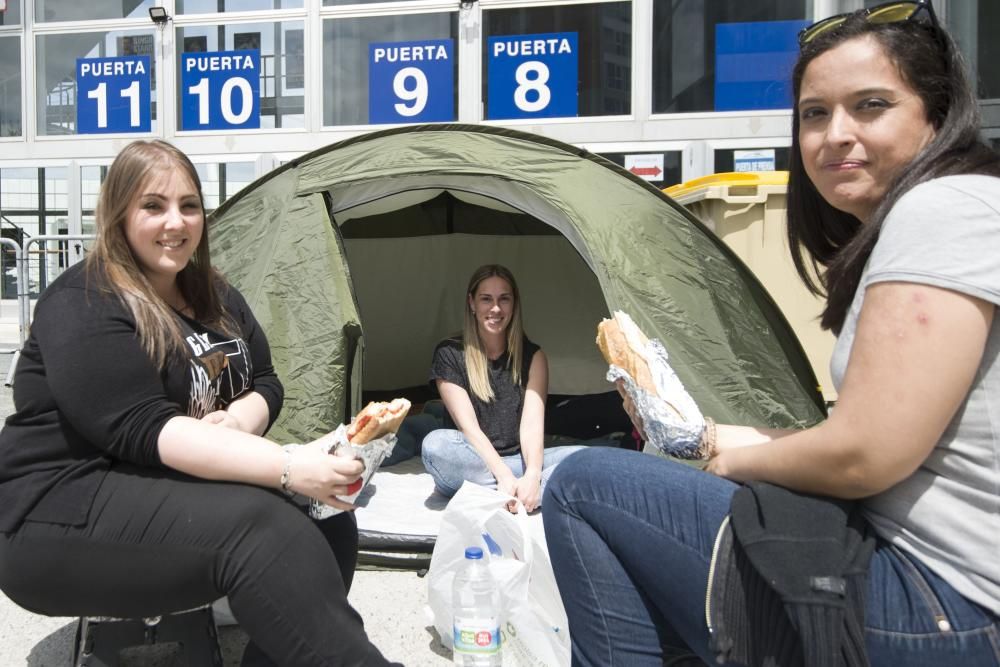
left=715, top=20, right=810, bottom=111
left=369, top=39, right=454, bottom=124
left=487, top=32, right=578, bottom=120
left=76, top=56, right=151, bottom=134
left=180, top=50, right=260, bottom=131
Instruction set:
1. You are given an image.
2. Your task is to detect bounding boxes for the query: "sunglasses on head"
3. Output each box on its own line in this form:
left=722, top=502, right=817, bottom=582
left=798, top=0, right=939, bottom=46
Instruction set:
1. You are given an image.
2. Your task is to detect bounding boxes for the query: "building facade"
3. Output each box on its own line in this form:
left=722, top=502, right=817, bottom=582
left=0, top=0, right=997, bottom=294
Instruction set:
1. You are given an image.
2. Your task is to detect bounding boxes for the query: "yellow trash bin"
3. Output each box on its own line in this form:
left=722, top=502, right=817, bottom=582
left=665, top=172, right=837, bottom=402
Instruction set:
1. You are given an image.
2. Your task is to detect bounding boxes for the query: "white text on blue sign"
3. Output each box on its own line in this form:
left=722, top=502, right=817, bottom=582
left=487, top=32, right=578, bottom=120
left=491, top=37, right=573, bottom=58
left=180, top=49, right=261, bottom=131
left=76, top=56, right=152, bottom=134
left=184, top=53, right=257, bottom=73
left=372, top=43, right=450, bottom=63
left=369, top=39, right=454, bottom=124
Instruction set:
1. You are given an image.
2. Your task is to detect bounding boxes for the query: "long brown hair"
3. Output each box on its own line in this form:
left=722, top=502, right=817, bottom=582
left=86, top=140, right=232, bottom=368
left=463, top=264, right=525, bottom=402
left=786, top=12, right=1000, bottom=334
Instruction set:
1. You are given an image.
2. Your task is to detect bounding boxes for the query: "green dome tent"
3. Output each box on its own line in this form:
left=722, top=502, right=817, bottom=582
left=209, top=124, right=825, bottom=445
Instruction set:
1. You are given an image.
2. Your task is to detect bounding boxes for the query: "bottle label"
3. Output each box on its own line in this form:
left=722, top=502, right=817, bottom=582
left=453, top=616, right=500, bottom=656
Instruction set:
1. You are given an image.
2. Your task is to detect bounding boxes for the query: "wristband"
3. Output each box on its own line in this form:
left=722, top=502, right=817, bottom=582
left=279, top=449, right=295, bottom=497
left=697, top=417, right=718, bottom=460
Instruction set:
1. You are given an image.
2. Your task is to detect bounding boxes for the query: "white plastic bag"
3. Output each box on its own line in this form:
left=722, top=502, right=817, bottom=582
left=427, top=483, right=570, bottom=667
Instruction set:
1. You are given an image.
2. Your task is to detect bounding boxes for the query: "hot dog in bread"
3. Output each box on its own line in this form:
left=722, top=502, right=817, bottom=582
left=346, top=398, right=412, bottom=444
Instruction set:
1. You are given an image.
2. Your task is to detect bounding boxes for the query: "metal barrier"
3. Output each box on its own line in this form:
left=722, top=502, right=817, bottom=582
left=19, top=235, right=94, bottom=345
left=0, top=236, right=25, bottom=352
left=0, top=234, right=94, bottom=366
left=1, top=235, right=95, bottom=386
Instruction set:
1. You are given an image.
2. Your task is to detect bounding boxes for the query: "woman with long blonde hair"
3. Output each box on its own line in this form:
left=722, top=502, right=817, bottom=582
left=421, top=264, right=584, bottom=512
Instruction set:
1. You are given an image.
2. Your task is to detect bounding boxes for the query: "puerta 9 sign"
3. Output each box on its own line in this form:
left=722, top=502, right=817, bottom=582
left=368, top=39, right=455, bottom=124
left=76, top=56, right=152, bottom=134
left=181, top=50, right=261, bottom=131
left=487, top=32, right=577, bottom=120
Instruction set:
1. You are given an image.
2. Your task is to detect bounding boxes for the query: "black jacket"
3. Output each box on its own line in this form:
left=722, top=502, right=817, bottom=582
left=0, top=262, right=283, bottom=533
left=708, top=481, right=876, bottom=667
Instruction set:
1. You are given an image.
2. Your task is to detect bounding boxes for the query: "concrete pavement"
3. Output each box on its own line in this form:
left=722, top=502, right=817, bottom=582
left=0, top=311, right=453, bottom=666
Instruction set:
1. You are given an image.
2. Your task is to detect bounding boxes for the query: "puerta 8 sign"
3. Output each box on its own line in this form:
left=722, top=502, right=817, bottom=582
left=368, top=39, right=455, bottom=124
left=180, top=50, right=261, bottom=131
left=76, top=56, right=152, bottom=134
left=487, top=32, right=577, bottom=120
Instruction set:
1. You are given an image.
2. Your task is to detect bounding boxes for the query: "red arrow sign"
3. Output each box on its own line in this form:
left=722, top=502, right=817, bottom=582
left=629, top=165, right=662, bottom=177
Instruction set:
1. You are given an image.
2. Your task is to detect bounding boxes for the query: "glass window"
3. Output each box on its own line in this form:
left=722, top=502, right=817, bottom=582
left=652, top=0, right=809, bottom=114
left=974, top=3, right=1000, bottom=100
left=81, top=164, right=106, bottom=237
left=177, top=22, right=305, bottom=130
left=324, top=0, right=422, bottom=4
left=195, top=161, right=255, bottom=212
left=179, top=0, right=302, bottom=13
left=36, top=30, right=157, bottom=136
left=483, top=3, right=632, bottom=118
left=35, top=0, right=154, bottom=22
left=714, top=147, right=790, bottom=173
left=0, top=167, right=69, bottom=296
left=323, top=13, right=457, bottom=126
left=0, top=0, right=22, bottom=26
left=948, top=1, right=1000, bottom=101
left=599, top=151, right=682, bottom=190
left=0, top=36, right=21, bottom=137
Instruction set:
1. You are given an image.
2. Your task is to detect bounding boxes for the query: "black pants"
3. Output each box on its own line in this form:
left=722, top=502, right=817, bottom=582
left=0, top=464, right=397, bottom=666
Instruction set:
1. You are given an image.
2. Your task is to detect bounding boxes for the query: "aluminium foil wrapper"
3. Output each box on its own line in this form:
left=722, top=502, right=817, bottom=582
left=607, top=337, right=706, bottom=459
left=285, top=423, right=397, bottom=519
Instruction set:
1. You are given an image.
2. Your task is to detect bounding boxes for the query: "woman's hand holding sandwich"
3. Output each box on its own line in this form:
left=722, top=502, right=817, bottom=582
left=282, top=434, right=365, bottom=510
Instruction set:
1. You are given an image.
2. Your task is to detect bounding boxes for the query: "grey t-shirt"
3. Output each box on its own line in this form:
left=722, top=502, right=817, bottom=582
left=429, top=336, right=540, bottom=457
left=830, top=174, right=1000, bottom=615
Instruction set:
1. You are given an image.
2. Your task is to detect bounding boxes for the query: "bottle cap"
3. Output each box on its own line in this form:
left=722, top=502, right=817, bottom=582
left=464, top=547, right=484, bottom=560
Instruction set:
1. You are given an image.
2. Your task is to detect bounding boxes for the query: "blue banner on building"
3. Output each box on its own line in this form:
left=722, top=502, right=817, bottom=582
left=76, top=56, right=151, bottom=134
left=487, top=32, right=578, bottom=120
left=180, top=50, right=261, bottom=131
left=369, top=39, right=455, bottom=124
left=714, top=20, right=809, bottom=112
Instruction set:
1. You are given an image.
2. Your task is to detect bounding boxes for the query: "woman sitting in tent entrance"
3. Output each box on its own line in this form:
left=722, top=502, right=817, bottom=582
left=421, top=264, right=585, bottom=513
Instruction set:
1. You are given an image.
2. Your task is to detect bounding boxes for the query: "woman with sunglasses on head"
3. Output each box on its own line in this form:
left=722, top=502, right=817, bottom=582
left=543, top=2, right=1000, bottom=665
left=0, top=140, right=400, bottom=666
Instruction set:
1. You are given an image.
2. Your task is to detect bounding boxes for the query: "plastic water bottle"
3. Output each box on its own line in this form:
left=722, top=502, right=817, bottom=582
left=452, top=546, right=501, bottom=666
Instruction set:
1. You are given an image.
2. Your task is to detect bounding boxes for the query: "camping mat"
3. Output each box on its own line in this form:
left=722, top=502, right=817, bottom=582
left=353, top=456, right=550, bottom=571
left=355, top=457, right=447, bottom=565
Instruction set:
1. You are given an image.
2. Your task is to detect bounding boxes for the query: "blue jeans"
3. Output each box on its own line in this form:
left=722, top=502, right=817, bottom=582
left=543, top=448, right=1000, bottom=667
left=420, top=428, right=586, bottom=504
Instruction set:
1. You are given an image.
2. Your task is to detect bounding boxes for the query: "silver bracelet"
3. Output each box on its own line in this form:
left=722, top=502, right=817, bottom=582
left=279, top=448, right=295, bottom=497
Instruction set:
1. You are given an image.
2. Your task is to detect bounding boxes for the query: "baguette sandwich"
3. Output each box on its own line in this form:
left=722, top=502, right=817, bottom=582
left=596, top=311, right=683, bottom=421
left=596, top=311, right=656, bottom=395
left=345, top=398, right=412, bottom=444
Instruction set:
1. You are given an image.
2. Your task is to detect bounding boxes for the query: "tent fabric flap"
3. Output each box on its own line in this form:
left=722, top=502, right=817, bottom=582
left=212, top=182, right=360, bottom=443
